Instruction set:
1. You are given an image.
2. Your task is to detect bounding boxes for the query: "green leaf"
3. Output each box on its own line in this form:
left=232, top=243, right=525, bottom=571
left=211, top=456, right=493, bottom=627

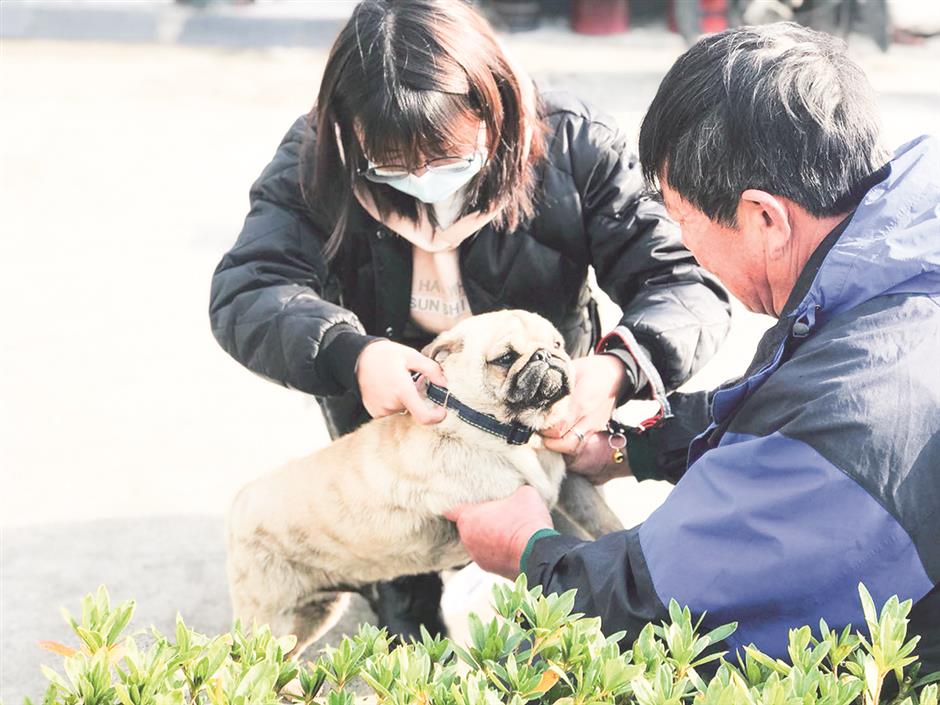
left=864, top=654, right=881, bottom=698
left=105, top=602, right=136, bottom=645
left=701, top=622, right=737, bottom=646
left=114, top=682, right=135, bottom=705
left=40, top=665, right=69, bottom=690
left=668, top=599, right=684, bottom=627
left=859, top=583, right=879, bottom=636
left=743, top=645, right=789, bottom=676
left=917, top=683, right=938, bottom=705
left=913, top=671, right=940, bottom=689
left=25, top=582, right=940, bottom=705
left=687, top=666, right=707, bottom=692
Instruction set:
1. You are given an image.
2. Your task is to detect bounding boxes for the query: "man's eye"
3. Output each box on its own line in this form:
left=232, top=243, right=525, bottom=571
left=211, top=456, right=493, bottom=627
left=490, top=350, right=519, bottom=367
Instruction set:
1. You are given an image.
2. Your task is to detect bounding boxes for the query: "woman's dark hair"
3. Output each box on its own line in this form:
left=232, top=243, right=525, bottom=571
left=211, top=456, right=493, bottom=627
left=303, top=0, right=545, bottom=260
left=639, top=22, right=887, bottom=226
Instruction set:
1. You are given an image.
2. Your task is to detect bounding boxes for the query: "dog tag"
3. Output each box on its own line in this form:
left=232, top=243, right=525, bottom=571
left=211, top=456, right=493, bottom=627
left=607, top=425, right=627, bottom=464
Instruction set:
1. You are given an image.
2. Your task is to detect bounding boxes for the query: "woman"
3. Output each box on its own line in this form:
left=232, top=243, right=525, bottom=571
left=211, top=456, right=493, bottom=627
left=209, top=0, right=730, bottom=640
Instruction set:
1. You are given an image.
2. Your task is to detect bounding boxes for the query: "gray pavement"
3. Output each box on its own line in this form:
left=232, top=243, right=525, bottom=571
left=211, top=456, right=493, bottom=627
left=2, top=516, right=375, bottom=703
left=0, top=0, right=359, bottom=48
left=2, top=5, right=939, bottom=703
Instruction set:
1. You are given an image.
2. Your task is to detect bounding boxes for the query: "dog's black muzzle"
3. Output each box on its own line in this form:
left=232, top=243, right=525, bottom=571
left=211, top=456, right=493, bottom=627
left=506, top=350, right=571, bottom=410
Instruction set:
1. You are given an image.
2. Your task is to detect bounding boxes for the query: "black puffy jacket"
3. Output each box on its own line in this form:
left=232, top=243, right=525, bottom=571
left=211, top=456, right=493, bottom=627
left=209, top=91, right=731, bottom=436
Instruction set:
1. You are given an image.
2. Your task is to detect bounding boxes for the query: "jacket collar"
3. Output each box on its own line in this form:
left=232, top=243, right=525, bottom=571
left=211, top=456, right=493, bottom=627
left=789, top=135, right=940, bottom=331
left=779, top=211, right=854, bottom=319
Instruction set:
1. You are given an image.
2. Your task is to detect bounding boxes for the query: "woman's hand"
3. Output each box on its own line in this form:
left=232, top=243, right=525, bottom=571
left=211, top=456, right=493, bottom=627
left=541, top=354, right=625, bottom=454
left=356, top=340, right=448, bottom=424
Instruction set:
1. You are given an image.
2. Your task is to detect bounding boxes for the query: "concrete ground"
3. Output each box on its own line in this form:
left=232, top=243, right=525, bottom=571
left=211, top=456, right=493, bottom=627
left=2, top=3, right=938, bottom=702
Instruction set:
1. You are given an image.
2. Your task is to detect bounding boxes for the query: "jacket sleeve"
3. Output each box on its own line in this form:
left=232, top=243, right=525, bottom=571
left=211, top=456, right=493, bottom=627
left=209, top=117, right=380, bottom=397
left=569, top=113, right=731, bottom=394
left=525, top=427, right=934, bottom=659
left=625, top=390, right=712, bottom=485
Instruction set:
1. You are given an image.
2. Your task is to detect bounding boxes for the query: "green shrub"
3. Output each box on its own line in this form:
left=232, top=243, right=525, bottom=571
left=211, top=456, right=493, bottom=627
left=27, top=578, right=939, bottom=705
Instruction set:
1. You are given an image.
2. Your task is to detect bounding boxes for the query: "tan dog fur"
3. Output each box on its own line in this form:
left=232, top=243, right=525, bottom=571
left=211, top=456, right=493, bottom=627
left=227, top=310, right=620, bottom=655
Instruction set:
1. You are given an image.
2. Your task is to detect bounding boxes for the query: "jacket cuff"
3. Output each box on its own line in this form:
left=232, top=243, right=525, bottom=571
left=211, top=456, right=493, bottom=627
left=625, top=430, right=661, bottom=482
left=596, top=326, right=673, bottom=430
left=519, top=528, right=561, bottom=574
left=521, top=532, right=586, bottom=578
left=599, top=348, right=647, bottom=404
left=315, top=325, right=384, bottom=395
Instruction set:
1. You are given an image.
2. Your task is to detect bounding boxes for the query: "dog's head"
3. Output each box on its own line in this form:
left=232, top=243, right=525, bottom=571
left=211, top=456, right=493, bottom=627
left=422, top=310, right=572, bottom=430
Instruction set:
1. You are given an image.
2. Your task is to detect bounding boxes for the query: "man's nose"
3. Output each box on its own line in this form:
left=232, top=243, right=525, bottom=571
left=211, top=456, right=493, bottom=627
left=412, top=165, right=429, bottom=176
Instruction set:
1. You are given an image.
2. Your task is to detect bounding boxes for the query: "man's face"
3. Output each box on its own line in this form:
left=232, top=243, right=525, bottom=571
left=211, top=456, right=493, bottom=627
left=660, top=184, right=771, bottom=315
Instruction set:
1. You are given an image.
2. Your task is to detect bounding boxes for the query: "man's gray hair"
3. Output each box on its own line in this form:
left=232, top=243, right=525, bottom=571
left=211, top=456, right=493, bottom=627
left=639, top=22, right=888, bottom=224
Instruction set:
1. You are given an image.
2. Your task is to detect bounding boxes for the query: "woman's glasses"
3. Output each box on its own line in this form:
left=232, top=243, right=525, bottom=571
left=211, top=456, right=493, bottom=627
left=358, top=154, right=478, bottom=184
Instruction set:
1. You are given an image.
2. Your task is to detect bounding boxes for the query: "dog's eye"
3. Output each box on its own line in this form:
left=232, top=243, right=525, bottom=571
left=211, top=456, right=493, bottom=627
left=553, top=339, right=563, bottom=349
left=490, top=350, right=520, bottom=367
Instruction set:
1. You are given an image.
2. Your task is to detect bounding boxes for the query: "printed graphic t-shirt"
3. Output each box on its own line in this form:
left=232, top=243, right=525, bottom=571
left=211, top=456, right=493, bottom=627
left=354, top=186, right=498, bottom=334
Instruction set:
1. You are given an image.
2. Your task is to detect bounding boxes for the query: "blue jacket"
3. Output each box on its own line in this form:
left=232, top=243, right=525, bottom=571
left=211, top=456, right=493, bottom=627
left=524, top=135, right=940, bottom=672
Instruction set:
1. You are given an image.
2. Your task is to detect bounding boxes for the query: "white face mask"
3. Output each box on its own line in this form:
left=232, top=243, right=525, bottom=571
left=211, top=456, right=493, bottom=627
left=371, top=150, right=486, bottom=205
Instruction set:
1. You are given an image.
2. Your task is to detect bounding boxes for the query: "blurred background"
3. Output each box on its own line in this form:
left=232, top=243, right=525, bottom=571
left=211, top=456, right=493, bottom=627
left=2, top=0, right=938, bottom=701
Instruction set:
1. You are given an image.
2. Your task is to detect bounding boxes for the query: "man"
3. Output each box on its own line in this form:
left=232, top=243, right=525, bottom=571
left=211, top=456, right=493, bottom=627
left=446, top=22, right=940, bottom=674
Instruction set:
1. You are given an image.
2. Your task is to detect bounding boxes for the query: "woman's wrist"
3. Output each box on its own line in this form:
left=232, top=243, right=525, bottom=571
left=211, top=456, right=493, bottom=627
left=317, top=326, right=385, bottom=395
left=592, top=352, right=628, bottom=400
left=600, top=349, right=644, bottom=403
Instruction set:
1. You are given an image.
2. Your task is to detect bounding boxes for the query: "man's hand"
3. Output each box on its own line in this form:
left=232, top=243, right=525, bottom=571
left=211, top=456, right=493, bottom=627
left=444, top=486, right=553, bottom=579
left=542, top=355, right=625, bottom=454
left=356, top=340, right=448, bottom=424
left=565, top=431, right=634, bottom=485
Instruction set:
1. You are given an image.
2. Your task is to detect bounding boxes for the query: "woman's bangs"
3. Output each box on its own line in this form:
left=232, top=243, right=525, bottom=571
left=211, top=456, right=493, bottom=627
left=358, top=89, right=481, bottom=168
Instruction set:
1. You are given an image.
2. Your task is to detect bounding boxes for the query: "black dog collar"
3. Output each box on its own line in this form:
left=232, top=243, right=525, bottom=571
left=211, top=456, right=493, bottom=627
left=424, top=382, right=535, bottom=446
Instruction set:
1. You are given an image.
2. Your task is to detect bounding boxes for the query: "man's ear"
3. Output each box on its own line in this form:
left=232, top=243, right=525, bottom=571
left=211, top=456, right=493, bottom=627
left=421, top=333, right=463, bottom=364
left=738, top=189, right=792, bottom=260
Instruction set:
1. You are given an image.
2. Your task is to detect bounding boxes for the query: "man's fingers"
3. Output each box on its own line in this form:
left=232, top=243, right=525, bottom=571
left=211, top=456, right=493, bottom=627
left=543, top=435, right=578, bottom=454
left=406, top=350, right=447, bottom=387
left=512, top=485, right=545, bottom=503
left=445, top=486, right=546, bottom=524
left=566, top=432, right=617, bottom=483
left=400, top=383, right=446, bottom=424
left=443, top=504, right=465, bottom=522
left=543, top=428, right=593, bottom=455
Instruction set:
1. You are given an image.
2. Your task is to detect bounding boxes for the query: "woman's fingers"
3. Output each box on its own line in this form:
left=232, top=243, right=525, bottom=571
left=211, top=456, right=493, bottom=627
left=406, top=349, right=447, bottom=387
left=357, top=340, right=448, bottom=421
left=541, top=398, right=577, bottom=439
left=399, top=379, right=447, bottom=424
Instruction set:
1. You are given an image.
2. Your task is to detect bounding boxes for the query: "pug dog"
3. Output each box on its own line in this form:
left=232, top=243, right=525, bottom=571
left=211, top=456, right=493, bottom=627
left=226, top=310, right=622, bottom=656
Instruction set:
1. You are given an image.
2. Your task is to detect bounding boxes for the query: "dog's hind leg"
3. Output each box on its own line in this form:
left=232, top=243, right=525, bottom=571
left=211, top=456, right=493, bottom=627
left=227, top=531, right=350, bottom=659
left=229, top=591, right=348, bottom=659
left=278, top=592, right=350, bottom=659
left=230, top=567, right=349, bottom=659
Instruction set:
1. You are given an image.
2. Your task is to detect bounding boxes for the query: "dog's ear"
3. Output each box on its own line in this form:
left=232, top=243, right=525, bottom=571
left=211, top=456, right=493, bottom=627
left=422, top=332, right=463, bottom=364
